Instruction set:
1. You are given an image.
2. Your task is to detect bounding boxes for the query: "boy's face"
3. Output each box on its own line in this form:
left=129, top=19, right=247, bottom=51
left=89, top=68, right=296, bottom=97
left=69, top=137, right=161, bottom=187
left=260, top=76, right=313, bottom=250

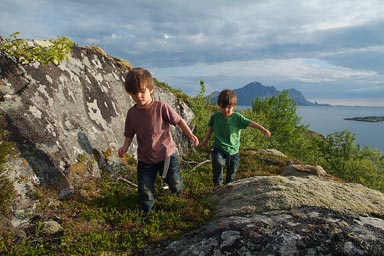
left=219, top=104, right=234, bottom=117
left=129, top=86, right=153, bottom=108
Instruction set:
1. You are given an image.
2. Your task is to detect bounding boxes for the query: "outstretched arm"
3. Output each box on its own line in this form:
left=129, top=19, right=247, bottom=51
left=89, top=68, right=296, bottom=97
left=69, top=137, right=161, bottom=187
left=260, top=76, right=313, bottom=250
left=201, top=127, right=213, bottom=149
left=249, top=121, right=271, bottom=137
left=177, top=119, right=199, bottom=146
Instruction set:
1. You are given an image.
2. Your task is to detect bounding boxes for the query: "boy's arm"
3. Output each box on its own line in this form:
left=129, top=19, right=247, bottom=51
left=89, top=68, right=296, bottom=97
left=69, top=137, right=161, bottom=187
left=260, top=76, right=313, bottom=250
left=249, top=121, right=271, bottom=137
left=118, top=136, right=133, bottom=157
left=201, top=127, right=213, bottom=149
left=177, top=119, right=199, bottom=146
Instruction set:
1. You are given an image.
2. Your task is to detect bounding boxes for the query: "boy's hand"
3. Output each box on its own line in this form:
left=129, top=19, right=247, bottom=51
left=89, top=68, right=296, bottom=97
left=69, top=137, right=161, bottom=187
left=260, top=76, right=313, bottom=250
left=201, top=139, right=208, bottom=149
left=118, top=146, right=128, bottom=157
left=263, top=129, right=271, bottom=138
left=190, top=134, right=199, bottom=147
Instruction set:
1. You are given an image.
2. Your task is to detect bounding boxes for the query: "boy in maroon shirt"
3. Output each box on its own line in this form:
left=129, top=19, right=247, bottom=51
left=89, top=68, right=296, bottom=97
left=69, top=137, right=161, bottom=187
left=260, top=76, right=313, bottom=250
left=118, top=67, right=199, bottom=213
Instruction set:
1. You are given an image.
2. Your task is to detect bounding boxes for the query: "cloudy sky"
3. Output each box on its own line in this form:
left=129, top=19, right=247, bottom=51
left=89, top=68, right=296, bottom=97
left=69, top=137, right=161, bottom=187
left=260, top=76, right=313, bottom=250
left=1, top=0, right=384, bottom=106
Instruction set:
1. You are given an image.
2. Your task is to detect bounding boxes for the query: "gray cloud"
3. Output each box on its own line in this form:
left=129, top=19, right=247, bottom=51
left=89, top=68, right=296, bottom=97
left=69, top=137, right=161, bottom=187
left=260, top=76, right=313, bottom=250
left=1, top=0, right=384, bottom=105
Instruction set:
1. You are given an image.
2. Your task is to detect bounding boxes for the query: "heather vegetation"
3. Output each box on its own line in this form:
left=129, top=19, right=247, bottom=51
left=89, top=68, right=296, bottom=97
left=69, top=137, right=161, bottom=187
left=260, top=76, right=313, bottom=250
left=0, top=34, right=383, bottom=255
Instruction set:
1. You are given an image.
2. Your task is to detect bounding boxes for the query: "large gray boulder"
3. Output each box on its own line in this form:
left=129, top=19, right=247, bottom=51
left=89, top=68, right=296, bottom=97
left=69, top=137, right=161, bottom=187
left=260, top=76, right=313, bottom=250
left=159, top=175, right=384, bottom=255
left=0, top=44, right=194, bottom=225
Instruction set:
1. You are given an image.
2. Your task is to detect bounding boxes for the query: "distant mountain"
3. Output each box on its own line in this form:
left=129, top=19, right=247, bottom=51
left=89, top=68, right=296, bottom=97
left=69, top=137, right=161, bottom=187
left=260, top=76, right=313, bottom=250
left=210, top=81, right=327, bottom=106
left=287, top=88, right=318, bottom=106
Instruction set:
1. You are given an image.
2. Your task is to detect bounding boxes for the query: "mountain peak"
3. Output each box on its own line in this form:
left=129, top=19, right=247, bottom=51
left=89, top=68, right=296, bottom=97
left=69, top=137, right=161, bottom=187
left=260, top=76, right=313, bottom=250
left=210, top=81, right=323, bottom=106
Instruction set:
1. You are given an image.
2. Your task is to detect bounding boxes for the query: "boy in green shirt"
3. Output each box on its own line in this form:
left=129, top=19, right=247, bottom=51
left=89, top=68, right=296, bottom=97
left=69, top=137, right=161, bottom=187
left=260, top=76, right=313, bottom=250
left=201, top=89, right=271, bottom=186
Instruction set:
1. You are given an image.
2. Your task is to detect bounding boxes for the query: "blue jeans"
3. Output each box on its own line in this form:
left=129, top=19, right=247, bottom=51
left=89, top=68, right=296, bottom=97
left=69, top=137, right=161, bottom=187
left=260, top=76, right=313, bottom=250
left=137, top=153, right=183, bottom=213
left=211, top=148, right=240, bottom=186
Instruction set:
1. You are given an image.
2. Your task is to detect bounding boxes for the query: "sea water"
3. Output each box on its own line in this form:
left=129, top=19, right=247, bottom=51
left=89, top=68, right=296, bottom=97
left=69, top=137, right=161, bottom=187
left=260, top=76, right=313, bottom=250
left=237, top=105, right=384, bottom=152
left=296, top=105, right=384, bottom=153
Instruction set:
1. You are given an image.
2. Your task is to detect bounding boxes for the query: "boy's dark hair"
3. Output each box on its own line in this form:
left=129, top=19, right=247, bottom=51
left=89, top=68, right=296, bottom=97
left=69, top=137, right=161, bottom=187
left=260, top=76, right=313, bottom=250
left=124, top=67, right=154, bottom=94
left=217, top=89, right=237, bottom=107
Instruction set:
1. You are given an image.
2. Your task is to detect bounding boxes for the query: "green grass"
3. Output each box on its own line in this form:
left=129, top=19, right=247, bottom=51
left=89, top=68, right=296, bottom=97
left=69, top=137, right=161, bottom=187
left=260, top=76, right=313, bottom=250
left=1, top=130, right=384, bottom=255
left=1, top=145, right=280, bottom=255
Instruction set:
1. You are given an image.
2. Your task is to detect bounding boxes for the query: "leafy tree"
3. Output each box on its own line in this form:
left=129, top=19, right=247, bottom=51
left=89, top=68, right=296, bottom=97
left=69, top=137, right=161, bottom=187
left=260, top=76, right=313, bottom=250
left=319, top=130, right=384, bottom=191
left=189, top=80, right=216, bottom=141
left=319, top=130, right=357, bottom=176
left=238, top=107, right=268, bottom=149
left=0, top=32, right=74, bottom=65
left=344, top=159, right=377, bottom=184
left=250, top=90, right=309, bottom=158
left=357, top=146, right=384, bottom=172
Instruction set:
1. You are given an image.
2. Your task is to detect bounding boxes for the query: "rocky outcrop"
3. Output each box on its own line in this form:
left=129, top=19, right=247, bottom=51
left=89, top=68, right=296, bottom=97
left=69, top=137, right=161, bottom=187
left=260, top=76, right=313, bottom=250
left=210, top=176, right=384, bottom=218
left=0, top=44, right=195, bottom=225
left=281, top=164, right=328, bottom=177
left=159, top=175, right=384, bottom=255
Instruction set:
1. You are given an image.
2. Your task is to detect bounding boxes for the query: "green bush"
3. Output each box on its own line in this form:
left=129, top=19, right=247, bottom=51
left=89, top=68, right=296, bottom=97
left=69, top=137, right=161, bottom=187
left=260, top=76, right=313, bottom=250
left=250, top=90, right=309, bottom=159
left=319, top=130, right=384, bottom=192
left=0, top=32, right=74, bottom=65
left=189, top=80, right=217, bottom=141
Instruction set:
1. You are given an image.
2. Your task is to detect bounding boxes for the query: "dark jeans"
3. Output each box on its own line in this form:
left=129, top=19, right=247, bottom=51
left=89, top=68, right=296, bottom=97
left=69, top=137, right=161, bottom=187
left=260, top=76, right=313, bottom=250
left=137, top=153, right=183, bottom=213
left=211, top=148, right=240, bottom=186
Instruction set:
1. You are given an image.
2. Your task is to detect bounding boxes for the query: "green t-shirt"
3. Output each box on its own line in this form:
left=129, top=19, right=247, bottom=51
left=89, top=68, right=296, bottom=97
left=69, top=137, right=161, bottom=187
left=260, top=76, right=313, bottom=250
left=208, top=112, right=251, bottom=155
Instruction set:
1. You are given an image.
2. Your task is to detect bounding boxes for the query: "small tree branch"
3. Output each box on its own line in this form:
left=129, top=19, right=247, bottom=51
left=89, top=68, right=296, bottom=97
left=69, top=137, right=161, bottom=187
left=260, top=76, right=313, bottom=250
left=189, top=159, right=211, bottom=172
left=117, top=176, right=138, bottom=188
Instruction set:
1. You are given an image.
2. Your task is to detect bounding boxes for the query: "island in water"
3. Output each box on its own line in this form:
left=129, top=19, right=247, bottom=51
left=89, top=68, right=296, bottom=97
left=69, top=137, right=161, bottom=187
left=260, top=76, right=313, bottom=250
left=344, top=116, right=384, bottom=122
